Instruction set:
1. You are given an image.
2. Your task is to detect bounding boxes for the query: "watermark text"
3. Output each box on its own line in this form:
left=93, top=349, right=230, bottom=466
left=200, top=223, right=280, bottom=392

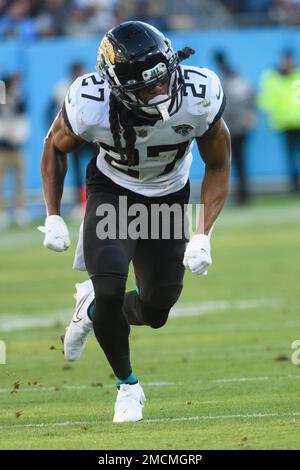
left=291, top=340, right=300, bottom=365
left=94, top=197, right=204, bottom=240
left=0, top=340, right=6, bottom=365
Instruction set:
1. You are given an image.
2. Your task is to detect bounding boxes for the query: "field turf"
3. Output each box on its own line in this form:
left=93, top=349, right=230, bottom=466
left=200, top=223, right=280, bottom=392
left=0, top=194, right=300, bottom=450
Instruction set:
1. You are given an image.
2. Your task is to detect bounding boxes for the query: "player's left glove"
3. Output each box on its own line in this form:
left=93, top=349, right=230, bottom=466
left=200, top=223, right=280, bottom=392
left=38, top=215, right=70, bottom=252
left=183, top=234, right=212, bottom=275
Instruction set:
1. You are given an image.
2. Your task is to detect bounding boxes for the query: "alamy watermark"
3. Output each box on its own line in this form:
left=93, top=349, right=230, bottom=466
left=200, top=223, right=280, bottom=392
left=291, top=340, right=300, bottom=365
left=0, top=340, right=6, bottom=365
left=94, top=197, right=204, bottom=240
left=0, top=80, right=6, bottom=104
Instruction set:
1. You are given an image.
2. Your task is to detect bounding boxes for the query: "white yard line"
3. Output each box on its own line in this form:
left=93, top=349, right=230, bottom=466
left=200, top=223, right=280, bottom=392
left=0, top=381, right=182, bottom=394
left=0, top=298, right=280, bottom=332
left=212, top=376, right=270, bottom=384
left=170, top=299, right=280, bottom=318
left=0, top=310, right=71, bottom=332
left=144, top=412, right=300, bottom=423
left=1, top=374, right=300, bottom=395
left=1, top=411, right=300, bottom=430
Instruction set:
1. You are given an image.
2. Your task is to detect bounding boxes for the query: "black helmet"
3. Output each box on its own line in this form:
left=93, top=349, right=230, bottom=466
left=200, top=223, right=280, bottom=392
left=96, top=21, right=184, bottom=120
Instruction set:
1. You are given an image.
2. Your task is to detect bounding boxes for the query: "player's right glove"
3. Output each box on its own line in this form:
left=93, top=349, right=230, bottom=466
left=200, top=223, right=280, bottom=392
left=38, top=215, right=70, bottom=252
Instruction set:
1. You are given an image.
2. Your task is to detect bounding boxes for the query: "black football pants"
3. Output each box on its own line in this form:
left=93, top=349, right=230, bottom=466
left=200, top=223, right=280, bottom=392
left=83, top=188, right=189, bottom=379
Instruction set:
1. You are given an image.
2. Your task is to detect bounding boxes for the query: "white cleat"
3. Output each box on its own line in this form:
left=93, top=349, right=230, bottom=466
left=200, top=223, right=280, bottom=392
left=113, top=382, right=146, bottom=423
left=62, top=280, right=95, bottom=361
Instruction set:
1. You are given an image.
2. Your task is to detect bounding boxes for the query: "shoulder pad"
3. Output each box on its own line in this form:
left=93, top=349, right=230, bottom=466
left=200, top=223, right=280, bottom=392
left=64, top=73, right=109, bottom=138
left=181, top=65, right=225, bottom=125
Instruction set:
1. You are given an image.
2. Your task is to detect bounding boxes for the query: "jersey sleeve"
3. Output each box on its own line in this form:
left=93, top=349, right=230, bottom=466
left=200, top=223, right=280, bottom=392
left=61, top=74, right=108, bottom=142
left=206, top=69, right=226, bottom=130
left=61, top=77, right=81, bottom=137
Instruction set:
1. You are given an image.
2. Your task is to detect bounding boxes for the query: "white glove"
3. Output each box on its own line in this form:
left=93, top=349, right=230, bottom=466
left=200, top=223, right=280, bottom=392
left=38, top=215, right=70, bottom=252
left=183, top=234, right=212, bottom=275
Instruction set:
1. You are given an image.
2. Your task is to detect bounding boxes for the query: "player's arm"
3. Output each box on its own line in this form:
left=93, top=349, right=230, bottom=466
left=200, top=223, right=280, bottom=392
left=183, top=118, right=231, bottom=275
left=41, top=111, right=84, bottom=216
left=39, top=112, right=85, bottom=252
left=196, top=118, right=231, bottom=234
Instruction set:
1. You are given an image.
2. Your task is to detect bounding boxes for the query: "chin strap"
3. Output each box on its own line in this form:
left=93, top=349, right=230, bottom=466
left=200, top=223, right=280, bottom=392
left=157, top=104, right=170, bottom=121
left=147, top=95, right=171, bottom=121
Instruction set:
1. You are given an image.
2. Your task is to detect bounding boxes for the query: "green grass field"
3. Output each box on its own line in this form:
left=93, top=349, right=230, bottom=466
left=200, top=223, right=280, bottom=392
left=0, top=194, right=300, bottom=450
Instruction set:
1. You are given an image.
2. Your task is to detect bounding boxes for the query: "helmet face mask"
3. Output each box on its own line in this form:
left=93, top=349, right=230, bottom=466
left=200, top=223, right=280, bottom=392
left=96, top=21, right=184, bottom=120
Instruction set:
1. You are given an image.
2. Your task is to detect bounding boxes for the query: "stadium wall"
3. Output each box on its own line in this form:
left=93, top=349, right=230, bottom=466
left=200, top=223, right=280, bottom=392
left=1, top=28, right=300, bottom=196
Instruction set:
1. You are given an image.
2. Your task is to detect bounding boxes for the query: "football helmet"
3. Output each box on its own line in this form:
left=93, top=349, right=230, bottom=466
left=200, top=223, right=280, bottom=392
left=96, top=21, right=184, bottom=121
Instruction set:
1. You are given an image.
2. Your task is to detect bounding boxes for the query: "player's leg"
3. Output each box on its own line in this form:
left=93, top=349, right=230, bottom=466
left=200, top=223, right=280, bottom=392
left=123, top=194, right=188, bottom=329
left=13, top=150, right=24, bottom=213
left=124, top=236, right=186, bottom=329
left=64, top=192, right=135, bottom=367
left=83, top=191, right=136, bottom=379
left=62, top=277, right=95, bottom=361
left=285, top=130, right=300, bottom=192
left=83, top=191, right=145, bottom=422
left=231, top=134, right=249, bottom=205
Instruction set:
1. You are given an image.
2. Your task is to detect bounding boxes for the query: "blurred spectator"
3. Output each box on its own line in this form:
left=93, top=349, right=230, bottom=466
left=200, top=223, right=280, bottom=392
left=132, top=1, right=169, bottom=31
left=258, top=50, right=300, bottom=192
left=47, top=63, right=98, bottom=217
left=48, top=62, right=86, bottom=121
left=35, top=0, right=71, bottom=38
left=273, top=0, right=300, bottom=25
left=62, top=0, right=119, bottom=36
left=1, top=1, right=300, bottom=39
left=226, top=0, right=272, bottom=13
left=225, top=0, right=274, bottom=25
left=165, top=0, right=233, bottom=30
left=3, top=0, right=300, bottom=35
left=0, top=0, right=37, bottom=40
left=0, top=74, right=30, bottom=227
left=214, top=51, right=256, bottom=204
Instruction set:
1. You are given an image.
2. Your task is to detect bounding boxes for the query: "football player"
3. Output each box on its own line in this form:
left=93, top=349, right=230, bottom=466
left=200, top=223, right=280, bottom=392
left=40, top=22, right=231, bottom=423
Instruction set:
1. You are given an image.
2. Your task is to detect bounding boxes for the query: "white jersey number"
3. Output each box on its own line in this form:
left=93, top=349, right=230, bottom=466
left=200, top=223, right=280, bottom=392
left=101, top=141, right=190, bottom=179
left=183, top=69, right=207, bottom=98
left=81, top=75, right=105, bottom=102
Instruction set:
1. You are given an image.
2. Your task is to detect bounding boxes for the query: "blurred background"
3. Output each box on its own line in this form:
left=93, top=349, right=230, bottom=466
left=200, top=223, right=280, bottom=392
left=0, top=0, right=300, bottom=225
left=1, top=3, right=300, bottom=448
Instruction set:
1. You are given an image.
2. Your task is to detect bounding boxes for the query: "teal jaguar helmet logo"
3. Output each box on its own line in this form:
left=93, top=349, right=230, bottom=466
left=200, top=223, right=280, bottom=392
left=172, top=124, right=194, bottom=136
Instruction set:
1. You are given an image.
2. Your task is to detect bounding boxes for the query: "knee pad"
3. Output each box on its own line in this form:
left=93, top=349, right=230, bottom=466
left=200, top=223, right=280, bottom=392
left=147, top=282, right=183, bottom=311
left=87, top=244, right=128, bottom=320
left=149, top=310, right=169, bottom=329
left=137, top=298, right=169, bottom=329
left=139, top=282, right=183, bottom=329
left=88, top=245, right=129, bottom=278
left=91, top=273, right=126, bottom=324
